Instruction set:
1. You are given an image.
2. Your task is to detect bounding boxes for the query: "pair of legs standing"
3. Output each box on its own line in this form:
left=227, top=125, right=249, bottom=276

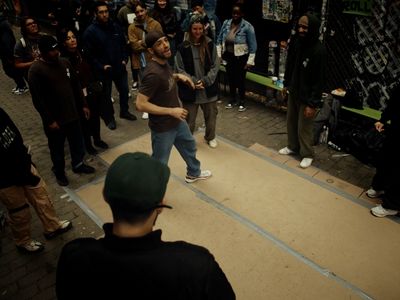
left=224, top=52, right=248, bottom=111
left=102, top=68, right=137, bottom=127
left=279, top=95, right=316, bottom=168
left=0, top=165, right=72, bottom=253
left=44, top=120, right=94, bottom=186
left=368, top=132, right=399, bottom=217
left=150, top=121, right=211, bottom=182
left=183, top=101, right=218, bottom=147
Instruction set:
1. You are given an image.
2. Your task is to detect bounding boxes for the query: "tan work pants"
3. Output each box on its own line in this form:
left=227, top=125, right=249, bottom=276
left=0, top=165, right=60, bottom=246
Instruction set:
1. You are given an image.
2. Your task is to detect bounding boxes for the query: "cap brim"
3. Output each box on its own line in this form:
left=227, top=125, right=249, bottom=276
left=155, top=204, right=173, bottom=210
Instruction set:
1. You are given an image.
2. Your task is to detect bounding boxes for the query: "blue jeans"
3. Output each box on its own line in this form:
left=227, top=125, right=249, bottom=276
left=151, top=121, right=201, bottom=177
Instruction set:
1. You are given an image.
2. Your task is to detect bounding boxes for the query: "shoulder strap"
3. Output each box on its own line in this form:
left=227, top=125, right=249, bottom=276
left=20, top=37, right=26, bottom=48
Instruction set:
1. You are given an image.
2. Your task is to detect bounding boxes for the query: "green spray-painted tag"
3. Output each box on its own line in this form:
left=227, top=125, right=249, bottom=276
left=343, top=0, right=372, bottom=16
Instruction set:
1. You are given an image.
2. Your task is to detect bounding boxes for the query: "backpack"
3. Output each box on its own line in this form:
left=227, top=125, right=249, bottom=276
left=313, top=94, right=341, bottom=145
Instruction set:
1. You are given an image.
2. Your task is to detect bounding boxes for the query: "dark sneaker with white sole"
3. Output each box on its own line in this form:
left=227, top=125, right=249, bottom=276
left=44, top=220, right=72, bottom=240
left=73, top=163, right=95, bottom=174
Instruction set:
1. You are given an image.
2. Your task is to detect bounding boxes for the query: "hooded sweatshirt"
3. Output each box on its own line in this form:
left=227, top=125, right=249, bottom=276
left=284, top=13, right=327, bottom=108
left=0, top=108, right=39, bottom=188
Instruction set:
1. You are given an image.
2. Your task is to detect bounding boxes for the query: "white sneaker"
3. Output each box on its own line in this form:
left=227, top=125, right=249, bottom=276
left=300, top=157, right=313, bottom=168
left=278, top=147, right=295, bottom=155
left=111, top=97, right=115, bottom=103
left=16, top=240, right=44, bottom=253
left=185, top=170, right=212, bottom=183
left=208, top=139, right=218, bottom=148
left=238, top=105, right=247, bottom=112
left=370, top=204, right=399, bottom=218
left=366, top=188, right=384, bottom=198
left=142, top=112, right=149, bottom=120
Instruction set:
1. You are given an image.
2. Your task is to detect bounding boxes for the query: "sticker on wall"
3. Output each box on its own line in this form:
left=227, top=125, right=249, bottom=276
left=262, top=0, right=293, bottom=23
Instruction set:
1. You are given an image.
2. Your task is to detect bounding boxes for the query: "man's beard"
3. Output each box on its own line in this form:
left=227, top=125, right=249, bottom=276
left=153, top=48, right=170, bottom=60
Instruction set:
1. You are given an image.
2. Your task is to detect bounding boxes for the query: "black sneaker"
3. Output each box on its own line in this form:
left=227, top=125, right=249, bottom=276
left=44, top=220, right=72, bottom=240
left=120, top=111, right=137, bottom=121
left=94, top=140, right=109, bottom=149
left=106, top=119, right=117, bottom=130
left=53, top=170, right=69, bottom=186
left=73, top=163, right=95, bottom=174
left=86, top=144, right=98, bottom=155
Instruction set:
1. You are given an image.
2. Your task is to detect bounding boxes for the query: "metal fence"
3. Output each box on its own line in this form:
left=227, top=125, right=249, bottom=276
left=324, top=0, right=400, bottom=110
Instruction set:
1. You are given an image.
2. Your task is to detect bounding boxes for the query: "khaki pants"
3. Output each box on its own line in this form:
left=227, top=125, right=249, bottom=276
left=183, top=101, right=218, bottom=141
left=286, top=95, right=317, bottom=158
left=0, top=165, right=60, bottom=246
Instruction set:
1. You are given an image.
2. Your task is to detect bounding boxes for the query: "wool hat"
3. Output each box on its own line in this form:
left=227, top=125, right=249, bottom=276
left=191, top=0, right=203, bottom=8
left=38, top=35, right=59, bottom=53
left=103, top=152, right=171, bottom=213
left=188, top=13, right=205, bottom=28
left=145, top=30, right=165, bottom=49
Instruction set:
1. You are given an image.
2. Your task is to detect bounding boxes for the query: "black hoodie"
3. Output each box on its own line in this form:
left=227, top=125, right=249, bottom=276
left=0, top=108, right=39, bottom=188
left=284, top=13, right=327, bottom=108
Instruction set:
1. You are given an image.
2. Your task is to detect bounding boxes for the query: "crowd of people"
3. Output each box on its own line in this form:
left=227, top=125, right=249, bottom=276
left=0, top=0, right=398, bottom=297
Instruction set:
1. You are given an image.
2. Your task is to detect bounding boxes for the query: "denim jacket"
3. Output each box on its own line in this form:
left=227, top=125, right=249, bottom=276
left=216, top=18, right=257, bottom=65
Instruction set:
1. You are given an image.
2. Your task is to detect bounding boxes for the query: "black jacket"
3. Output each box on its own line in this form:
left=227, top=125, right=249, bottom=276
left=177, top=40, right=218, bottom=103
left=0, top=16, right=16, bottom=61
left=0, top=108, right=39, bottom=188
left=83, top=20, right=128, bottom=80
left=284, top=13, right=327, bottom=108
left=380, top=82, right=400, bottom=132
left=56, top=224, right=235, bottom=300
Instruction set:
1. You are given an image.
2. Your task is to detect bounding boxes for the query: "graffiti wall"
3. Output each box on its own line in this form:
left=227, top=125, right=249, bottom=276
left=326, top=0, right=400, bottom=110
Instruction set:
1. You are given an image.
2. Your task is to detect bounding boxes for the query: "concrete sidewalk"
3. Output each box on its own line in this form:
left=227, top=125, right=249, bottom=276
left=0, top=62, right=375, bottom=299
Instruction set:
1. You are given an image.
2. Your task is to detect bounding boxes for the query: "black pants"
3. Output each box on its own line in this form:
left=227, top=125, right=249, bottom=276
left=372, top=130, right=399, bottom=210
left=1, top=59, right=26, bottom=88
left=44, top=120, right=85, bottom=175
left=224, top=52, right=248, bottom=104
left=81, top=93, right=102, bottom=149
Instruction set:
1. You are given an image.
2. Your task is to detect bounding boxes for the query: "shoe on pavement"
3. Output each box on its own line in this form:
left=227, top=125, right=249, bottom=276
left=53, top=171, right=69, bottom=186
left=94, top=140, right=109, bottom=149
left=73, top=163, right=95, bottom=174
left=132, top=81, right=138, bottom=90
left=142, top=112, right=149, bottom=120
left=366, top=188, right=384, bottom=198
left=120, top=111, right=137, bottom=121
left=44, top=220, right=73, bottom=240
left=278, top=147, right=295, bottom=155
left=106, top=119, right=117, bottom=130
left=238, top=105, right=247, bottom=112
left=185, top=170, right=212, bottom=183
left=86, top=144, right=98, bottom=155
left=12, top=86, right=29, bottom=95
left=208, top=138, right=218, bottom=148
left=370, top=204, right=399, bottom=218
left=300, top=157, right=313, bottom=168
left=16, top=240, right=44, bottom=254
left=225, top=101, right=236, bottom=109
